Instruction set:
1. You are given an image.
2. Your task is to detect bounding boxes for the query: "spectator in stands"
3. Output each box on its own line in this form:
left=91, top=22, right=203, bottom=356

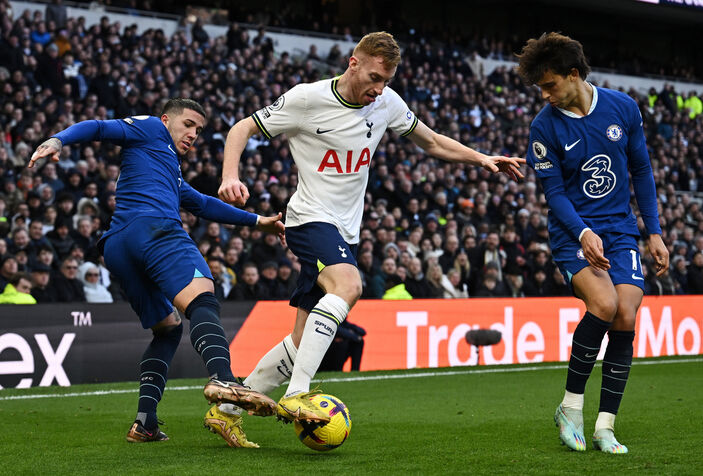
left=0, top=272, right=36, bottom=304
left=475, top=261, right=508, bottom=297
left=47, top=217, right=75, bottom=259
left=319, top=320, right=366, bottom=372
left=277, top=258, right=298, bottom=296
left=207, top=257, right=232, bottom=300
left=249, top=231, right=285, bottom=267
left=30, top=262, right=56, bottom=303
left=425, top=262, right=446, bottom=298
left=229, top=262, right=269, bottom=300
left=687, top=251, right=703, bottom=293
left=50, top=256, right=86, bottom=302
left=259, top=261, right=287, bottom=299
left=0, top=254, right=18, bottom=291
left=80, top=263, right=113, bottom=303
left=441, top=268, right=469, bottom=298
left=404, top=257, right=433, bottom=298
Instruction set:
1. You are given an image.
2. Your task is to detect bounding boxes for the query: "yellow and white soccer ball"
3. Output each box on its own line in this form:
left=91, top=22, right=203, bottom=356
left=293, top=394, right=351, bottom=451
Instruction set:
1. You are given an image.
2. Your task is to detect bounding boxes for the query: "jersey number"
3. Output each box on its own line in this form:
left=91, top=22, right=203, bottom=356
left=581, top=154, right=617, bottom=199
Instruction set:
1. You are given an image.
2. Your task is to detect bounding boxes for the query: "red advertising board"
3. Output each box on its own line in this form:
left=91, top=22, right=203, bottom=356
left=230, top=296, right=702, bottom=374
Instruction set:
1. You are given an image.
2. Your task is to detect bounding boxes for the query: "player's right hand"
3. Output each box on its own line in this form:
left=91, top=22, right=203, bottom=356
left=256, top=212, right=286, bottom=245
left=218, top=177, right=250, bottom=206
left=580, top=229, right=610, bottom=271
left=28, top=137, right=62, bottom=169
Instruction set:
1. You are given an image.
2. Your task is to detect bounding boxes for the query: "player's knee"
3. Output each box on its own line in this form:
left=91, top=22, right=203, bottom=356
left=184, top=291, right=219, bottom=320
left=153, top=322, right=183, bottom=345
left=591, top=296, right=618, bottom=321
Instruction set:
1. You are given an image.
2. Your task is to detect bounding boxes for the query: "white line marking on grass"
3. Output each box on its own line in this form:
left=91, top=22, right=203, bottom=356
left=1, top=357, right=700, bottom=401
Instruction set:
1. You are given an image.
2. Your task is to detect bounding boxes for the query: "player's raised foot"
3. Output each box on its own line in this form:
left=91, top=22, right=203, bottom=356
left=203, top=378, right=276, bottom=417
left=126, top=420, right=169, bottom=443
left=593, top=429, right=628, bottom=454
left=554, top=404, right=586, bottom=451
left=204, top=405, right=259, bottom=448
left=277, top=390, right=331, bottom=424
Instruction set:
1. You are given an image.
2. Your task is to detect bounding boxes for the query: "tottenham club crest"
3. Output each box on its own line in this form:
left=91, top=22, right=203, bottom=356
left=606, top=124, right=623, bottom=141
left=532, top=141, right=547, bottom=159
left=268, top=95, right=285, bottom=112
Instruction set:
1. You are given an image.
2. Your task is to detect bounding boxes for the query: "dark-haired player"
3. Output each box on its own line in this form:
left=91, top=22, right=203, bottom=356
left=29, top=98, right=283, bottom=446
left=517, top=33, right=669, bottom=454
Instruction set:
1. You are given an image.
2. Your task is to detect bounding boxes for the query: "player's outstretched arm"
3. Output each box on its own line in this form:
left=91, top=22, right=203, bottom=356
left=220, top=117, right=259, bottom=206
left=28, top=137, right=62, bottom=168
left=647, top=234, right=669, bottom=276
left=408, top=120, right=525, bottom=180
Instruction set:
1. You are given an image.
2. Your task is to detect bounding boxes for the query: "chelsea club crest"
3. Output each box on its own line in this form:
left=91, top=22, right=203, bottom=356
left=606, top=124, right=623, bottom=141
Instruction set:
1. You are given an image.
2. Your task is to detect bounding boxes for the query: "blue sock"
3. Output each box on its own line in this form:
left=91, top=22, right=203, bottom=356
left=565, top=311, right=611, bottom=394
left=136, top=323, right=182, bottom=430
left=599, top=330, right=635, bottom=415
left=186, top=292, right=235, bottom=381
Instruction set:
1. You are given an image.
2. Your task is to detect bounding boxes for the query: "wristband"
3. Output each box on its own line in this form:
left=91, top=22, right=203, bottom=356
left=578, top=227, right=591, bottom=241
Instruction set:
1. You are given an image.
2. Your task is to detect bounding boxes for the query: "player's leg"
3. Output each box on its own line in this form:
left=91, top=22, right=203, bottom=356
left=554, top=258, right=618, bottom=451
left=173, top=276, right=276, bottom=416
left=140, top=218, right=275, bottom=417
left=103, top=228, right=181, bottom=442
left=127, top=312, right=183, bottom=443
left=593, top=242, right=644, bottom=453
left=276, top=222, right=360, bottom=422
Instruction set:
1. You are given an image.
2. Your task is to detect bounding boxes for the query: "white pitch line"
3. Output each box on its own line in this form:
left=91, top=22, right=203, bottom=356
left=1, top=357, right=700, bottom=401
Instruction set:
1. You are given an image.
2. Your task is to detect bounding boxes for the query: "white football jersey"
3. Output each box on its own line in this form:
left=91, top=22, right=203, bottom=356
left=252, top=77, right=418, bottom=243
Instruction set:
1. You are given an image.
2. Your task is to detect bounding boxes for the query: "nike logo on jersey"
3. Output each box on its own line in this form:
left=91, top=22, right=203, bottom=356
left=631, top=273, right=644, bottom=281
left=611, top=369, right=628, bottom=374
left=565, top=139, right=581, bottom=151
left=316, top=128, right=334, bottom=134
left=585, top=352, right=597, bottom=358
left=315, top=328, right=333, bottom=337
left=167, top=144, right=176, bottom=155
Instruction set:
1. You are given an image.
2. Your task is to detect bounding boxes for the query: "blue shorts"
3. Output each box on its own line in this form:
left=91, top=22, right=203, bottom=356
left=285, top=222, right=358, bottom=312
left=552, top=232, right=644, bottom=292
left=102, top=217, right=213, bottom=329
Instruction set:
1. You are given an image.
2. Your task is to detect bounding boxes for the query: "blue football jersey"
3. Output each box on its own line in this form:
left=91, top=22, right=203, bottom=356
left=53, top=116, right=257, bottom=242
left=526, top=86, right=660, bottom=249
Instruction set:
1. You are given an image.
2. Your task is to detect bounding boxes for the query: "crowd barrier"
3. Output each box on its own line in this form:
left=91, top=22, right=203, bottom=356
left=0, top=302, right=254, bottom=389
left=1, top=297, right=700, bottom=388
left=230, top=296, right=703, bottom=373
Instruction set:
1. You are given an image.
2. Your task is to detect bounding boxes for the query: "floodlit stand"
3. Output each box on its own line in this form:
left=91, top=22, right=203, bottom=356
left=465, top=329, right=502, bottom=366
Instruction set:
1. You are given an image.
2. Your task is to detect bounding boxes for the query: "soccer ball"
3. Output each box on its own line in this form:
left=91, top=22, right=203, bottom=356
left=293, top=394, right=351, bottom=451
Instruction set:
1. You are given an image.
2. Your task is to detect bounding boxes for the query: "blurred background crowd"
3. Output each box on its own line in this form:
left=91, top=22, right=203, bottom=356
left=1, top=0, right=702, bottom=304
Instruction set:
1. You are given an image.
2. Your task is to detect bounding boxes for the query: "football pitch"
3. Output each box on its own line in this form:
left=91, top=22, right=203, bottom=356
left=1, top=357, right=701, bottom=475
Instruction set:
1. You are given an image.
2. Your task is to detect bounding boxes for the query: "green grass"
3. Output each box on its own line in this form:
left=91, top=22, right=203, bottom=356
left=1, top=357, right=702, bottom=475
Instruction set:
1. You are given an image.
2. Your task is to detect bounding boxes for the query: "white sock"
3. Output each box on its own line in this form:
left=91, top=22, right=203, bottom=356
left=244, top=334, right=298, bottom=394
left=286, top=294, right=349, bottom=396
left=220, top=335, right=298, bottom=416
left=562, top=390, right=584, bottom=410
left=595, top=412, right=616, bottom=432
left=218, top=403, right=243, bottom=416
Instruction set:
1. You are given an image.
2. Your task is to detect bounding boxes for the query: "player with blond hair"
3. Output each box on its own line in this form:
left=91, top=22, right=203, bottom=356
left=212, top=32, right=524, bottom=446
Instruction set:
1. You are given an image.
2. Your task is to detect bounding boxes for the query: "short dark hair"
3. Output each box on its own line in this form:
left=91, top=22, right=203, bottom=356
left=161, top=98, right=207, bottom=121
left=515, top=32, right=591, bottom=85
left=10, top=272, right=32, bottom=287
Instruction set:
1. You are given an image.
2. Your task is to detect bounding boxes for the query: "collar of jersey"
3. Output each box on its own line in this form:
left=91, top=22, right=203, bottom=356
left=557, top=82, right=598, bottom=119
left=331, top=77, right=364, bottom=109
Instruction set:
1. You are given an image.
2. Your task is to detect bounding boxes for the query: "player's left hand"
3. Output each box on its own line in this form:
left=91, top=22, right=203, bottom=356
left=28, top=137, right=62, bottom=168
left=648, top=234, right=669, bottom=276
left=256, top=212, right=286, bottom=245
left=481, top=155, right=526, bottom=181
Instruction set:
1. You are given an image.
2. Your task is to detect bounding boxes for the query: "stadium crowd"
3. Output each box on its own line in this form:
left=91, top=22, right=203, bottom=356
left=1, top=0, right=703, bottom=304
